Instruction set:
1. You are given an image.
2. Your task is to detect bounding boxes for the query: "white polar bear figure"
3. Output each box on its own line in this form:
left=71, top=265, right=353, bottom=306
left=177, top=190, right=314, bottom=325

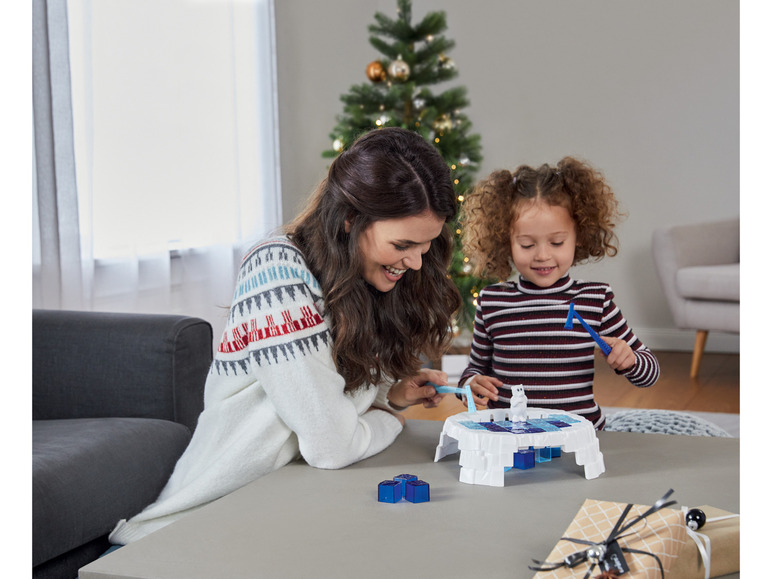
left=509, top=385, right=527, bottom=421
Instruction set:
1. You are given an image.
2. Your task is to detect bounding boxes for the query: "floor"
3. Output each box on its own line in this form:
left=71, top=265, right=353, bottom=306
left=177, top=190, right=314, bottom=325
left=403, top=350, right=741, bottom=436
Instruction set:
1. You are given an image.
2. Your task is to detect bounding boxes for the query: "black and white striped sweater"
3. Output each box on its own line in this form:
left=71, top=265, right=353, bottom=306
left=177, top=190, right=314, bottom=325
left=459, top=276, right=660, bottom=429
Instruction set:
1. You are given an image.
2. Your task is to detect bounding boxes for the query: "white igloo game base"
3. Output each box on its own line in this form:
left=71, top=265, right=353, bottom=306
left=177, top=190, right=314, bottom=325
left=434, top=387, right=605, bottom=486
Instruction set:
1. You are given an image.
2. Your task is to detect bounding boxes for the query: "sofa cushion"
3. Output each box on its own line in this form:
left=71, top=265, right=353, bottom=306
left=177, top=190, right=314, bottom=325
left=32, top=417, right=191, bottom=567
left=676, top=263, right=740, bottom=302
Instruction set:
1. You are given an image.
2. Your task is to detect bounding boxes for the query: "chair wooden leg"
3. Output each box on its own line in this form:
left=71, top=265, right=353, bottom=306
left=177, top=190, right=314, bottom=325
left=690, top=330, right=708, bottom=378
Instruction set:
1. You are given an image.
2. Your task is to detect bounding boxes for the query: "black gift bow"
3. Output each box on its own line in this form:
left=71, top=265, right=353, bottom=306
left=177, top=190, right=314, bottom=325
left=529, top=489, right=678, bottom=579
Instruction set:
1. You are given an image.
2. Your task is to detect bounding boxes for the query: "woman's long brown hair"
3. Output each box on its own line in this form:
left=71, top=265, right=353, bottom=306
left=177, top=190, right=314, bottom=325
left=286, top=128, right=462, bottom=392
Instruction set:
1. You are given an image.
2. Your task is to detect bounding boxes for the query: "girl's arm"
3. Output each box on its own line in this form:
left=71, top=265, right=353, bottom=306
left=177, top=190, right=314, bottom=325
left=458, top=294, right=502, bottom=407
left=599, top=291, right=660, bottom=388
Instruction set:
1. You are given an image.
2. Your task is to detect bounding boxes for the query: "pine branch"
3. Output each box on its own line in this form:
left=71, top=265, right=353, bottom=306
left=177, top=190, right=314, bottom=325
left=369, top=13, right=414, bottom=42
left=414, top=36, right=455, bottom=61
left=413, top=11, right=447, bottom=37
left=368, top=36, right=400, bottom=60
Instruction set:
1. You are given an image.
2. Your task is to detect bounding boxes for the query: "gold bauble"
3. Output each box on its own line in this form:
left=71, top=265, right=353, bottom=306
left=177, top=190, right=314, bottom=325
left=388, top=57, right=410, bottom=81
left=366, top=61, right=386, bottom=83
left=433, top=114, right=453, bottom=133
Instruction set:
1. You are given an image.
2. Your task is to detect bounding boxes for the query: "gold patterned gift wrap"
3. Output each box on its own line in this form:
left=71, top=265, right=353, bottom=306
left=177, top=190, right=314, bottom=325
left=530, top=490, right=687, bottom=578
left=670, top=505, right=740, bottom=579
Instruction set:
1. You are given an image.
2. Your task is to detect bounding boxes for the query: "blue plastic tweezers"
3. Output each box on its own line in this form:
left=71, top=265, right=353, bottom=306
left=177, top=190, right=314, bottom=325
left=430, top=383, right=477, bottom=414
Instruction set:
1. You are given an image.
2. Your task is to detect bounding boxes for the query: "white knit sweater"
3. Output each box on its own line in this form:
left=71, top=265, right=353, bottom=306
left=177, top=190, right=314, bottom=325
left=110, top=237, right=403, bottom=544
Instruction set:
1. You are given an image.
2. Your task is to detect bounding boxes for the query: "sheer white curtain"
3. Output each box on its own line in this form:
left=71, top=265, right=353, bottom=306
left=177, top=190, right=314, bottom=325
left=33, top=0, right=282, bottom=343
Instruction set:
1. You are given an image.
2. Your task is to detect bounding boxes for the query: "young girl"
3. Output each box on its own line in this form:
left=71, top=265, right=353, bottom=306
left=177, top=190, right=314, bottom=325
left=458, top=157, right=659, bottom=429
left=109, top=128, right=462, bottom=545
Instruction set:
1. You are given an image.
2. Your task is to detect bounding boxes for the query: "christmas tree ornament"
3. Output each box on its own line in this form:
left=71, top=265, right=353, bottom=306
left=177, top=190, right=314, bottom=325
left=332, top=138, right=345, bottom=153
left=366, top=60, right=386, bottom=83
left=388, top=56, right=410, bottom=81
left=433, top=114, right=453, bottom=133
left=438, top=54, right=456, bottom=71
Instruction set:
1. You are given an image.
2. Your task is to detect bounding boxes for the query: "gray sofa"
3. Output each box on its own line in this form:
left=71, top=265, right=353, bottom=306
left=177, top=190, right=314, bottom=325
left=32, top=310, right=213, bottom=578
left=651, top=218, right=740, bottom=377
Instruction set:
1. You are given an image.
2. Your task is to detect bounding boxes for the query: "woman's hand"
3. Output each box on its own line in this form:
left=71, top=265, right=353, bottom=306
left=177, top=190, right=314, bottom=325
left=387, top=368, right=448, bottom=409
left=602, top=337, right=636, bottom=372
left=468, top=374, right=503, bottom=410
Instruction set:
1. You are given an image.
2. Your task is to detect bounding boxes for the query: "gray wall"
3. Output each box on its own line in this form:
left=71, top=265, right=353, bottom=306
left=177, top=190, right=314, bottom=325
left=274, top=0, right=739, bottom=352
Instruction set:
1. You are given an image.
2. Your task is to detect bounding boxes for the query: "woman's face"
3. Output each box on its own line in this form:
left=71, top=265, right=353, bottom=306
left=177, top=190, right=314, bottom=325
left=355, top=210, right=446, bottom=292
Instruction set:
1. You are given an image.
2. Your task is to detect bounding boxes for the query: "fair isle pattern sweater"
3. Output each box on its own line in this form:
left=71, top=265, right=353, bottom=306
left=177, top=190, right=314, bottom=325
left=110, top=237, right=403, bottom=545
left=458, top=276, right=660, bottom=429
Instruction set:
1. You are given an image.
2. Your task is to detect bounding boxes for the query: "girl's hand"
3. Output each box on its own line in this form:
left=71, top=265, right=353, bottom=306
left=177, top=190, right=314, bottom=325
left=387, top=368, right=448, bottom=409
left=602, top=337, right=636, bottom=372
left=468, top=374, right=503, bottom=410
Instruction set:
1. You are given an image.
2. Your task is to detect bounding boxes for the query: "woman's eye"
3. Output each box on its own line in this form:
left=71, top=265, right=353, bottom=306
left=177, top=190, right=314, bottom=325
left=394, top=244, right=409, bottom=251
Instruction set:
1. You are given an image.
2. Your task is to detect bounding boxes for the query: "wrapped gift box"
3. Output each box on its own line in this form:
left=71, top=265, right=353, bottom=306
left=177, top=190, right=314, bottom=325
left=669, top=505, right=740, bottom=579
left=532, top=497, right=687, bottom=578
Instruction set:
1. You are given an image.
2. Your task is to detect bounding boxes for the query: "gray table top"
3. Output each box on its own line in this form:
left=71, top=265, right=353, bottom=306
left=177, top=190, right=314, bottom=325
left=80, top=420, right=739, bottom=579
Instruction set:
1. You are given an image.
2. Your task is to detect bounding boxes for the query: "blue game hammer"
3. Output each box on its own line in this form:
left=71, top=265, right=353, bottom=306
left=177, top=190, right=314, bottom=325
left=565, top=302, right=612, bottom=356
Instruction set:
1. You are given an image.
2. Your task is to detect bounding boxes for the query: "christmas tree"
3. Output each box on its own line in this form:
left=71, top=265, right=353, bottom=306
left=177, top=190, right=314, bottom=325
left=323, top=0, right=496, bottom=333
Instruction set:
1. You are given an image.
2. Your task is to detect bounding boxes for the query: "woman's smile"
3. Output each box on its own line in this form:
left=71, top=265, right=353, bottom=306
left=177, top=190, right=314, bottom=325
left=383, top=265, right=407, bottom=281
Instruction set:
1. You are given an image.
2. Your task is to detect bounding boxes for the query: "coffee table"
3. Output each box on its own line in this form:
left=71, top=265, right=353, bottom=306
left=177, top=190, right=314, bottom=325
left=80, top=420, right=739, bottom=578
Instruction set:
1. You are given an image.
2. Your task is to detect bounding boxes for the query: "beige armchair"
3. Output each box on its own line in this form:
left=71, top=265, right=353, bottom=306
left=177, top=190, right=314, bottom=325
left=651, top=218, right=740, bottom=378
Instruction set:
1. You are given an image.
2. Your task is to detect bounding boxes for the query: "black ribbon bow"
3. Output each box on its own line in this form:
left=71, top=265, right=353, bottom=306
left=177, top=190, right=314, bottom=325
left=529, top=489, right=678, bottom=579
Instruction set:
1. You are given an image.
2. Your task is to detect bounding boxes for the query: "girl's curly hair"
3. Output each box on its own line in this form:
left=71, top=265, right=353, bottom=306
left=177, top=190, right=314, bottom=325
left=461, top=156, right=623, bottom=280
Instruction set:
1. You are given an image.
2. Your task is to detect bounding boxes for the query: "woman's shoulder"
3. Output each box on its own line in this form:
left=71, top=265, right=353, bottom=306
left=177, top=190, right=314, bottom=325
left=237, top=236, right=321, bottom=293
left=241, top=235, right=305, bottom=265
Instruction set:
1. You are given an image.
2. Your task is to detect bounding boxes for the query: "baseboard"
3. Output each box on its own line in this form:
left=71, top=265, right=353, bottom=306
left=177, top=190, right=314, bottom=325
left=632, top=327, right=740, bottom=354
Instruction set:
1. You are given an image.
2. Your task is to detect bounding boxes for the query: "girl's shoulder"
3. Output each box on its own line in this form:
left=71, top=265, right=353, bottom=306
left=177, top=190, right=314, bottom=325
left=568, top=278, right=614, bottom=301
left=480, top=279, right=516, bottom=292
left=476, top=280, right=518, bottom=301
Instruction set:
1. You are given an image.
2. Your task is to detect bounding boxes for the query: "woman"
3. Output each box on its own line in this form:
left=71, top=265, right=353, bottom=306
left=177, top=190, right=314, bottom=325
left=110, top=127, right=462, bottom=544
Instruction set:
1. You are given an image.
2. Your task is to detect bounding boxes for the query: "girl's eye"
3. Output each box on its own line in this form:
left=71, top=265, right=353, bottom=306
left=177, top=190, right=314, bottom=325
left=552, top=241, right=564, bottom=247
left=520, top=244, right=534, bottom=250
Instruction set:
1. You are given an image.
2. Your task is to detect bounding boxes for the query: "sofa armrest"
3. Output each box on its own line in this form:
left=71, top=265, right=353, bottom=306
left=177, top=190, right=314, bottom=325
left=32, top=309, right=212, bottom=431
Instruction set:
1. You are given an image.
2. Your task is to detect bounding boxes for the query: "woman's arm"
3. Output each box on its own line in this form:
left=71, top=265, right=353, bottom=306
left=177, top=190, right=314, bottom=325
left=227, top=239, right=403, bottom=469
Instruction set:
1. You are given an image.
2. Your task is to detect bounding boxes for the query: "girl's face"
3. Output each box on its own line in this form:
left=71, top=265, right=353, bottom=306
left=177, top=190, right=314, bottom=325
left=355, top=210, right=445, bottom=293
left=510, top=201, right=577, bottom=287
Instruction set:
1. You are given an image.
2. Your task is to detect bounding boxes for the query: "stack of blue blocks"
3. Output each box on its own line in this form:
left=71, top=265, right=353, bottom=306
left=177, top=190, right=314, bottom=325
left=511, top=447, right=562, bottom=470
left=378, top=474, right=430, bottom=503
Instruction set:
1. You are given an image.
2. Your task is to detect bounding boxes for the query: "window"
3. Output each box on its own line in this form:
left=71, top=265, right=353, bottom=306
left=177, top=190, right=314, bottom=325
left=67, top=0, right=281, bottom=260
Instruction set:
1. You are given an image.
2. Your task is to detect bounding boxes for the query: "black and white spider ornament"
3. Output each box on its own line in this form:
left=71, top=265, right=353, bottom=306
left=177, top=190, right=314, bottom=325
left=685, top=508, right=707, bottom=530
